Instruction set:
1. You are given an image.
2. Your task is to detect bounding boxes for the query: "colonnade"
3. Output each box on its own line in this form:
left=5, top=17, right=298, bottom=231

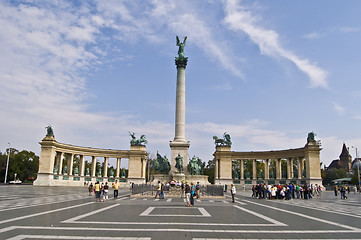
left=34, top=135, right=147, bottom=186
left=54, top=153, right=124, bottom=178
left=215, top=158, right=305, bottom=182
left=214, top=139, right=322, bottom=186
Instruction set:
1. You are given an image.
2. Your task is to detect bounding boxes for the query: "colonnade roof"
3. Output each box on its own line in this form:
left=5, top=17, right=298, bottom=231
left=215, top=147, right=307, bottom=159
left=40, top=139, right=147, bottom=158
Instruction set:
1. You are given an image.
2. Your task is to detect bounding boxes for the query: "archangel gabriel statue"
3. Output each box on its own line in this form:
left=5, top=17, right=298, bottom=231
left=176, top=36, right=187, bottom=58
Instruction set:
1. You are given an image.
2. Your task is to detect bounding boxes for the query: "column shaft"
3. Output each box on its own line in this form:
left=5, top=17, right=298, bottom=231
left=265, top=159, right=269, bottom=179
left=287, top=158, right=294, bottom=179
left=276, top=158, right=281, bottom=179
left=116, top=158, right=121, bottom=178
left=173, top=67, right=186, bottom=142
left=68, top=154, right=74, bottom=175
left=240, top=159, right=244, bottom=179
left=215, top=159, right=219, bottom=181
left=58, top=152, right=64, bottom=175
left=91, top=156, right=96, bottom=177
left=79, top=155, right=85, bottom=176
left=103, top=157, right=108, bottom=177
left=298, top=157, right=304, bottom=179
left=252, top=159, right=257, bottom=179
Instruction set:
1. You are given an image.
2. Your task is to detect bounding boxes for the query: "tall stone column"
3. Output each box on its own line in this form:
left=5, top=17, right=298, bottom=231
left=68, top=153, right=74, bottom=175
left=116, top=158, right=121, bottom=178
left=264, top=159, right=269, bottom=180
left=58, top=152, right=64, bottom=175
left=252, top=159, right=257, bottom=180
left=91, top=156, right=96, bottom=177
left=298, top=157, right=303, bottom=179
left=288, top=158, right=293, bottom=179
left=103, top=157, right=108, bottom=177
left=276, top=158, right=281, bottom=180
left=240, top=159, right=244, bottom=179
left=170, top=51, right=190, bottom=174
left=215, top=159, right=219, bottom=181
left=79, top=155, right=85, bottom=176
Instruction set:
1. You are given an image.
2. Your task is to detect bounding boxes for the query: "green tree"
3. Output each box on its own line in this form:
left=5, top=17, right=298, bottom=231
left=322, top=168, right=347, bottom=185
left=0, top=149, right=39, bottom=182
left=350, top=167, right=360, bottom=185
left=203, top=159, right=215, bottom=184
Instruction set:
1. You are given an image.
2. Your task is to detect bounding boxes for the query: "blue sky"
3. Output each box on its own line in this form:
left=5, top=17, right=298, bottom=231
left=1, top=0, right=361, bottom=168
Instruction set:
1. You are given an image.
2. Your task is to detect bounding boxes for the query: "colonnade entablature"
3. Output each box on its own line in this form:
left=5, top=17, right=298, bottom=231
left=34, top=134, right=147, bottom=186
left=213, top=139, right=322, bottom=187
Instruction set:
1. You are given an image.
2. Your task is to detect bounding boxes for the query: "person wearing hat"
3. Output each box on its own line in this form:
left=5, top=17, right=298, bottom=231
left=230, top=184, right=236, bottom=203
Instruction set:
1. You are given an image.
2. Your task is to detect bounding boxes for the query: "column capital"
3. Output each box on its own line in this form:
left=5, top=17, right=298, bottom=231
left=175, top=57, right=188, bottom=69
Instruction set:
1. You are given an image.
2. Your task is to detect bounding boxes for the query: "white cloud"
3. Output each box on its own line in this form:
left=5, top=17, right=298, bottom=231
left=304, top=26, right=359, bottom=40
left=339, top=26, right=359, bottom=33
left=223, top=0, right=328, bottom=88
left=303, top=32, right=322, bottom=39
left=149, top=0, right=245, bottom=79
left=333, top=103, right=345, bottom=116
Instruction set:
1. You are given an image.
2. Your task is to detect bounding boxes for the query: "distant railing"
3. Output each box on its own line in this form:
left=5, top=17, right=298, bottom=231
left=132, top=184, right=154, bottom=195
left=132, top=184, right=224, bottom=196
left=203, top=185, right=224, bottom=196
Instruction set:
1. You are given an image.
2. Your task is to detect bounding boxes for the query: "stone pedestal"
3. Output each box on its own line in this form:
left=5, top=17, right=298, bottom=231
left=128, top=145, right=147, bottom=184
left=172, top=172, right=186, bottom=182
left=170, top=141, right=190, bottom=174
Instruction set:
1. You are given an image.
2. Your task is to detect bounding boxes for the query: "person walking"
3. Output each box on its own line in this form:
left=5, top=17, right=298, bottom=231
left=160, top=182, right=165, bottom=199
left=181, top=182, right=185, bottom=198
left=185, top=182, right=191, bottom=207
left=190, top=183, right=196, bottom=206
left=104, top=182, right=109, bottom=201
left=88, top=182, right=93, bottom=196
left=230, top=184, right=236, bottom=203
left=334, top=184, right=338, bottom=197
left=155, top=181, right=162, bottom=199
left=100, top=182, right=105, bottom=202
left=196, top=182, right=201, bottom=199
left=340, top=185, right=347, bottom=199
left=113, top=180, right=119, bottom=198
left=94, top=181, right=101, bottom=202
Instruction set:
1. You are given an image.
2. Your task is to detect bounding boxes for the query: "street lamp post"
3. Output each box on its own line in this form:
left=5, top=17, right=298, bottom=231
left=352, top=146, right=361, bottom=193
left=4, top=143, right=10, bottom=184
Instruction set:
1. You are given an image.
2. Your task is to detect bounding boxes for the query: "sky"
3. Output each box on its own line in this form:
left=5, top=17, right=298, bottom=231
left=1, top=0, right=361, bottom=169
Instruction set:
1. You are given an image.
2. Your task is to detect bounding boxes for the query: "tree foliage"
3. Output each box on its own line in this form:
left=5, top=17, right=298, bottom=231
left=203, top=159, right=215, bottom=184
left=322, top=168, right=347, bottom=185
left=0, top=148, right=39, bottom=182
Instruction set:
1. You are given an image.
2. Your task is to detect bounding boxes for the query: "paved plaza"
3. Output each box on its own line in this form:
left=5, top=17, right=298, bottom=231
left=0, top=186, right=361, bottom=239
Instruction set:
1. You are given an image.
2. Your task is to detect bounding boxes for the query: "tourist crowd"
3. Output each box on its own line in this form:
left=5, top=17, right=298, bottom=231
left=250, top=183, right=322, bottom=200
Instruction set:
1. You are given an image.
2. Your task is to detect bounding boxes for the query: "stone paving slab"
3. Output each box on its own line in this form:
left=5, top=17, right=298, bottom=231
left=0, top=186, right=361, bottom=239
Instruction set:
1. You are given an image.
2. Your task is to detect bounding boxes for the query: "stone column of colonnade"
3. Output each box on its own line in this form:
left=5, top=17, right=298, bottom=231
left=240, top=159, right=244, bottom=180
left=103, top=157, right=109, bottom=177
left=67, top=153, right=74, bottom=175
left=298, top=157, right=304, bottom=179
left=287, top=158, right=293, bottom=179
left=79, top=155, right=85, bottom=176
left=275, top=158, right=281, bottom=179
left=91, top=156, right=96, bottom=177
left=116, top=158, right=121, bottom=178
left=264, top=159, right=269, bottom=180
left=214, top=159, right=219, bottom=182
left=252, top=159, right=257, bottom=180
left=57, top=152, right=64, bottom=175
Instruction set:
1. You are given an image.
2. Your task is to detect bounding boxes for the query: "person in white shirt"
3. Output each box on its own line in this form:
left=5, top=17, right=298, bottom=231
left=231, top=184, right=236, bottom=203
